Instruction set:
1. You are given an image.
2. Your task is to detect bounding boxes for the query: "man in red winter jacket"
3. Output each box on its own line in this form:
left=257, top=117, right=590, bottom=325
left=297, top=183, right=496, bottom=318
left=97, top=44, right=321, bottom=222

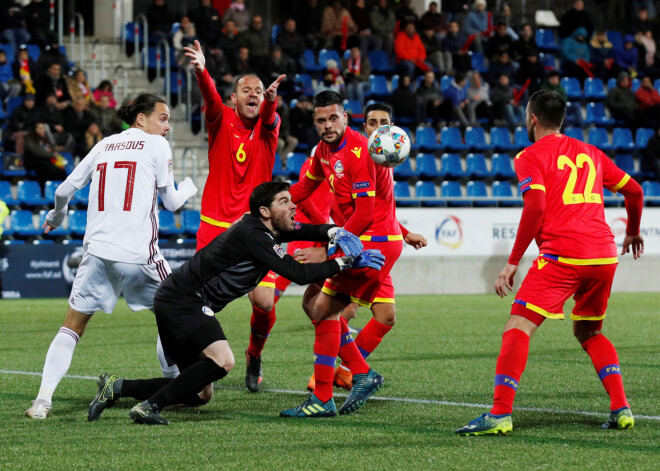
left=394, top=22, right=431, bottom=77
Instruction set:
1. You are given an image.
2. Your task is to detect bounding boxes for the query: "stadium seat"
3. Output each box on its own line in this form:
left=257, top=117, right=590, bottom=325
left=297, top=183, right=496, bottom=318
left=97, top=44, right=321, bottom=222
left=440, top=126, right=467, bottom=151
left=602, top=188, right=622, bottom=207
left=294, top=73, right=314, bottom=96
left=6, top=96, right=23, bottom=117
left=491, top=153, right=516, bottom=179
left=538, top=52, right=556, bottom=71
left=469, top=51, right=487, bottom=73
left=514, top=126, right=532, bottom=148
left=17, top=180, right=49, bottom=207
left=612, top=127, right=635, bottom=151
left=38, top=210, right=69, bottom=237
left=492, top=180, right=521, bottom=207
left=615, top=154, right=636, bottom=176
left=390, top=74, right=399, bottom=90
left=368, top=50, right=394, bottom=74
left=655, top=78, right=660, bottom=93
left=585, top=101, right=615, bottom=126
left=490, top=127, right=517, bottom=151
left=70, top=183, right=90, bottom=207
left=393, top=157, right=418, bottom=180
left=43, top=180, right=63, bottom=202
left=584, top=78, right=606, bottom=100
left=440, top=153, right=466, bottom=179
left=631, top=77, right=641, bottom=92
left=272, top=154, right=288, bottom=178
left=642, top=180, right=660, bottom=206
left=635, top=128, right=654, bottom=150
left=302, top=49, right=322, bottom=73
left=536, top=28, right=559, bottom=52
left=10, top=210, right=40, bottom=237
left=271, top=24, right=280, bottom=45
left=415, top=181, right=443, bottom=207
left=343, top=99, right=364, bottom=123
left=393, top=181, right=418, bottom=207
left=416, top=153, right=441, bottom=179
left=588, top=127, right=614, bottom=151
left=367, top=75, right=389, bottom=97
left=32, top=239, right=54, bottom=245
left=416, top=126, right=441, bottom=151
left=0, top=151, right=27, bottom=178
left=466, top=153, right=489, bottom=179
left=438, top=75, right=451, bottom=93
left=467, top=180, right=496, bottom=207
left=465, top=127, right=490, bottom=151
left=607, top=30, right=623, bottom=49
left=441, top=180, right=470, bottom=207
left=318, top=49, right=341, bottom=68
left=68, top=210, right=87, bottom=237
left=286, top=152, right=308, bottom=179
left=561, top=77, right=582, bottom=100
left=0, top=181, right=19, bottom=206
left=564, top=127, right=584, bottom=141
left=0, top=44, right=15, bottom=64
left=564, top=101, right=583, bottom=126
left=181, top=209, right=200, bottom=235
left=159, top=210, right=183, bottom=236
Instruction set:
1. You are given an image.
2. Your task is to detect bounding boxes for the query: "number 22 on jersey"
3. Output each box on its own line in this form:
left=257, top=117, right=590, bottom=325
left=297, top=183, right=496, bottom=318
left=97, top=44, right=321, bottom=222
left=96, top=161, right=137, bottom=211
left=557, top=153, right=602, bottom=205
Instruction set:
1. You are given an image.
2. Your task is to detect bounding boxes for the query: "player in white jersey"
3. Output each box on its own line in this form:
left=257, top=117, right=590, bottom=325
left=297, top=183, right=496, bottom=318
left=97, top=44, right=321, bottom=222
left=25, top=94, right=198, bottom=419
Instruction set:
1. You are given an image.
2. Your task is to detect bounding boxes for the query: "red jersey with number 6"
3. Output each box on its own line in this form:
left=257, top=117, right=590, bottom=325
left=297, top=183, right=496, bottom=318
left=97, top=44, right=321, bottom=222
left=514, top=133, right=630, bottom=261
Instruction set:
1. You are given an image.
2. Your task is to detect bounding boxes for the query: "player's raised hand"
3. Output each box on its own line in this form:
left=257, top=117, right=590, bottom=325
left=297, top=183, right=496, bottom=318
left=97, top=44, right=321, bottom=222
left=183, top=40, right=206, bottom=73
left=42, top=209, right=65, bottom=234
left=404, top=232, right=428, bottom=250
left=494, top=263, right=518, bottom=298
left=264, top=74, right=287, bottom=102
left=621, top=234, right=644, bottom=260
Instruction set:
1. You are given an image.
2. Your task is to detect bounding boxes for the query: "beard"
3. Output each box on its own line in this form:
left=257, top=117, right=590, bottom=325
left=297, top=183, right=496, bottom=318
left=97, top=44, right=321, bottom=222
left=527, top=122, right=536, bottom=143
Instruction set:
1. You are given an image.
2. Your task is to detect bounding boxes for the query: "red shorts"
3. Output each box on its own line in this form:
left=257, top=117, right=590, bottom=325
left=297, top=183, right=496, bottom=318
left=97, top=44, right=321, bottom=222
left=322, top=239, right=403, bottom=307
left=261, top=240, right=327, bottom=287
left=512, top=256, right=617, bottom=322
left=196, top=221, right=227, bottom=251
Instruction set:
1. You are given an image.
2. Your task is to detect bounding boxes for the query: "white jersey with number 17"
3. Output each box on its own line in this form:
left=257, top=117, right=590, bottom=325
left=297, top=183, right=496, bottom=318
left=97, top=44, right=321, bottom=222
left=67, top=128, right=174, bottom=264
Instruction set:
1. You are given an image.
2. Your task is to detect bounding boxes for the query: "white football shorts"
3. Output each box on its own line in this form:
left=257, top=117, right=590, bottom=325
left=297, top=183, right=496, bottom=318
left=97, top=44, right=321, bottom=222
left=69, top=252, right=171, bottom=314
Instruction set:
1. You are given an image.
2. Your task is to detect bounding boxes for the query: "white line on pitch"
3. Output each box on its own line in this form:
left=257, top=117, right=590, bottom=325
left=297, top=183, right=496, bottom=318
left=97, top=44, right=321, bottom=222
left=3, top=369, right=659, bottom=421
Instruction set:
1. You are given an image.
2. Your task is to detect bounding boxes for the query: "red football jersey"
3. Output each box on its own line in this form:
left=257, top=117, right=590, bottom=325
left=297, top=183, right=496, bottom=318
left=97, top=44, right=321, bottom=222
left=306, top=127, right=400, bottom=239
left=514, top=133, right=630, bottom=261
left=295, top=157, right=335, bottom=224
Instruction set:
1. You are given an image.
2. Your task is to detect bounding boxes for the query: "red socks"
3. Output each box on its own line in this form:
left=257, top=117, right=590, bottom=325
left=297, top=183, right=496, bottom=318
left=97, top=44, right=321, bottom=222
left=337, top=317, right=370, bottom=375
left=491, top=328, right=530, bottom=415
left=355, top=318, right=392, bottom=359
left=247, top=306, right=276, bottom=358
left=582, top=334, right=629, bottom=411
left=313, top=320, right=341, bottom=402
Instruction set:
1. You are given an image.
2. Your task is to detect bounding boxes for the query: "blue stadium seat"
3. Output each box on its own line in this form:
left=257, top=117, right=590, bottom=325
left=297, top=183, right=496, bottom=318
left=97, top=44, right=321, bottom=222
left=343, top=99, right=364, bottom=123
left=440, top=126, right=467, bottom=151
left=302, top=49, right=322, bottom=73
left=39, top=210, right=70, bottom=237
left=416, top=126, right=441, bottom=151
left=441, top=180, right=470, bottom=207
left=272, top=154, right=288, bottom=178
left=585, top=101, right=615, bottom=126
left=43, top=180, right=63, bottom=202
left=607, top=31, right=622, bottom=49
left=612, top=127, right=635, bottom=151
left=0, top=181, right=19, bottom=206
left=181, top=209, right=200, bottom=235
left=631, top=77, right=641, bottom=92
left=70, top=183, right=90, bottom=207
left=32, top=239, right=54, bottom=245
left=0, top=152, right=27, bottom=178
left=159, top=210, right=183, bottom=236
left=465, top=127, right=490, bottom=151
left=606, top=77, right=616, bottom=91
left=492, top=180, right=521, bottom=207
left=17, top=180, right=49, bottom=207
left=318, top=49, right=341, bottom=68
left=642, top=180, right=660, bottom=206
left=390, top=74, right=399, bottom=90
left=564, top=101, right=583, bottom=126
left=415, top=181, right=443, bottom=207
left=615, top=154, right=636, bottom=176
left=602, top=188, right=622, bottom=207
left=393, top=181, right=418, bottom=207
left=393, top=157, right=418, bottom=180
left=286, top=152, right=308, bottom=179
left=368, top=50, right=394, bottom=74
left=564, top=127, right=584, bottom=141
left=440, top=74, right=453, bottom=92
left=490, top=127, right=517, bottom=151
left=467, top=180, right=496, bottom=207
left=588, top=127, right=614, bottom=151
left=538, top=52, right=556, bottom=71
left=584, top=78, right=606, bottom=100
left=514, top=126, right=532, bottom=148
left=655, top=78, right=660, bottom=93
left=416, top=153, right=441, bottom=179
left=10, top=210, right=40, bottom=237
left=68, top=210, right=87, bottom=237
left=561, top=77, right=582, bottom=101
left=3, top=240, right=26, bottom=245
left=635, top=128, right=654, bottom=150
left=491, top=153, right=516, bottom=179
left=271, top=24, right=281, bottom=44
left=440, top=153, right=466, bottom=179
left=469, top=51, right=487, bottom=73
left=294, top=73, right=314, bottom=96
left=536, top=28, right=559, bottom=52
left=466, top=153, right=489, bottom=179
left=0, top=45, right=15, bottom=64
left=367, top=75, right=389, bottom=97
left=6, top=96, right=23, bottom=117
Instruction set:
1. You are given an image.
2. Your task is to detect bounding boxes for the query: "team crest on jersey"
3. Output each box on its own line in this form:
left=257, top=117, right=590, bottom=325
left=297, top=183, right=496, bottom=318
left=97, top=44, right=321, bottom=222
left=351, top=146, right=361, bottom=158
left=202, top=306, right=214, bottom=316
left=273, top=244, right=286, bottom=258
left=294, top=221, right=302, bottom=230
left=334, top=160, right=344, bottom=174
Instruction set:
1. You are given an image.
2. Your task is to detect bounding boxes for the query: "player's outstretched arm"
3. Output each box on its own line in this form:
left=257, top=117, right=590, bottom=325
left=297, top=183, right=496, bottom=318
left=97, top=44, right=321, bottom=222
left=43, top=180, right=77, bottom=233
left=158, top=178, right=198, bottom=212
left=183, top=39, right=206, bottom=73
left=185, top=40, right=222, bottom=123
left=264, top=74, right=287, bottom=102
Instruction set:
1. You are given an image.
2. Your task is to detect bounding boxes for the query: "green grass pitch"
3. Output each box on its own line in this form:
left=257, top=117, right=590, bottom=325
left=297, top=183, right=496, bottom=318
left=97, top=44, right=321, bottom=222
left=1, top=293, right=659, bottom=470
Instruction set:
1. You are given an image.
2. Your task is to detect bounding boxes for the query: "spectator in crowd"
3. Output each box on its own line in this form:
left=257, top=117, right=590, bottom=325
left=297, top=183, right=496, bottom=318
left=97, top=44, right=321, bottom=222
left=189, top=0, right=223, bottom=49
left=146, top=0, right=174, bottom=45
left=23, top=122, right=68, bottom=189
left=513, top=23, right=537, bottom=62
left=614, top=35, right=639, bottom=78
left=241, top=15, right=270, bottom=74
left=630, top=6, right=651, bottom=34
left=350, top=0, right=382, bottom=58
left=1, top=0, right=31, bottom=56
left=370, top=0, right=397, bottom=55
left=540, top=70, right=584, bottom=127
left=295, top=0, right=324, bottom=51
left=635, top=29, right=660, bottom=78
left=2, top=93, right=39, bottom=154
left=224, top=0, right=251, bottom=33
left=277, top=19, right=306, bottom=72
left=92, top=80, right=117, bottom=109
left=486, top=21, right=515, bottom=62
left=443, top=72, right=470, bottom=127
left=395, top=0, right=418, bottom=28
left=63, top=98, right=97, bottom=157
left=443, top=0, right=469, bottom=25
left=391, top=74, right=420, bottom=124
left=342, top=44, right=371, bottom=106
left=416, top=70, right=450, bottom=126
left=290, top=95, right=317, bottom=148
left=394, top=22, right=431, bottom=77
left=205, top=48, right=235, bottom=98
left=466, top=70, right=494, bottom=125
left=490, top=73, right=524, bottom=130
left=641, top=125, right=660, bottom=180
left=39, top=92, right=75, bottom=153
left=487, top=51, right=515, bottom=86
left=494, top=2, right=518, bottom=40
left=420, top=1, right=447, bottom=38
left=66, top=69, right=92, bottom=104
left=560, top=27, right=592, bottom=79
left=315, top=63, right=344, bottom=95
left=443, top=20, right=471, bottom=72
left=35, top=62, right=71, bottom=109
left=232, top=46, right=253, bottom=75
left=262, top=45, right=296, bottom=96
left=599, top=0, right=626, bottom=31
left=217, top=19, right=241, bottom=61
left=35, top=39, right=69, bottom=78
left=606, top=71, right=643, bottom=129
left=420, top=25, right=451, bottom=75
left=89, top=95, right=120, bottom=137
left=515, top=51, right=544, bottom=95
left=84, top=122, right=103, bottom=155
left=0, top=50, right=22, bottom=103
left=321, top=0, right=358, bottom=51
left=276, top=101, right=298, bottom=170
left=635, top=75, right=660, bottom=124
left=13, top=45, right=37, bottom=95
left=589, top=30, right=617, bottom=79
left=173, top=17, right=198, bottom=65
left=558, top=0, right=594, bottom=39
left=462, top=0, right=489, bottom=53
left=24, top=0, right=52, bottom=48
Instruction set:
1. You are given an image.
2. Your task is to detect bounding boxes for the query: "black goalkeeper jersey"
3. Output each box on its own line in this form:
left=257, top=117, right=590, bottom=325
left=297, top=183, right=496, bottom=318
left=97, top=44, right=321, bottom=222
left=157, top=214, right=341, bottom=312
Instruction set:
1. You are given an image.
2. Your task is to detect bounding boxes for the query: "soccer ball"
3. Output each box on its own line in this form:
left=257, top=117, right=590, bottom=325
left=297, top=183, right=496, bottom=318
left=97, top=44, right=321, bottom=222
left=367, top=125, right=411, bottom=168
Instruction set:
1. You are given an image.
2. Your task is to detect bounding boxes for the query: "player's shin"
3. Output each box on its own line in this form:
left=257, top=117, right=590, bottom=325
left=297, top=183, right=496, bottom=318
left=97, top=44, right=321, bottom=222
left=247, top=307, right=276, bottom=357
left=582, top=334, right=630, bottom=411
left=313, top=320, right=341, bottom=402
left=337, top=317, right=370, bottom=375
left=491, top=328, right=530, bottom=415
left=354, top=317, right=392, bottom=360
left=37, top=327, right=80, bottom=402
